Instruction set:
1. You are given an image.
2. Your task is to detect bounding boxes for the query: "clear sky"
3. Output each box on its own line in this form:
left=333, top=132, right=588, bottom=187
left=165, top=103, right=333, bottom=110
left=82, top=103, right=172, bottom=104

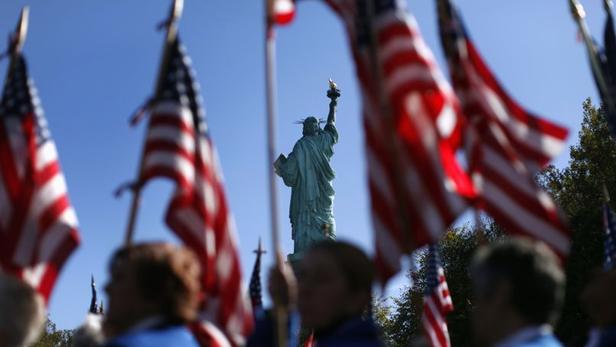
left=0, top=0, right=607, bottom=330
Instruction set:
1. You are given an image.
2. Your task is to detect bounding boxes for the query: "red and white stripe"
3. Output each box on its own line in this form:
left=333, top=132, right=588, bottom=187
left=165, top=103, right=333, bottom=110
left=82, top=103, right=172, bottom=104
left=438, top=2, right=570, bottom=257
left=140, top=101, right=253, bottom=346
left=325, top=0, right=475, bottom=283
left=422, top=267, right=453, bottom=347
left=0, top=57, right=80, bottom=302
left=272, top=0, right=296, bottom=25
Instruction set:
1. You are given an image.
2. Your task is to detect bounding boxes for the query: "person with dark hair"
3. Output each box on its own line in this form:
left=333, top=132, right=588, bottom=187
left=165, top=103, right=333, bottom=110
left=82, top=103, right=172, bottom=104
left=581, top=268, right=616, bottom=347
left=470, top=238, right=565, bottom=347
left=102, top=242, right=201, bottom=347
left=248, top=240, right=384, bottom=347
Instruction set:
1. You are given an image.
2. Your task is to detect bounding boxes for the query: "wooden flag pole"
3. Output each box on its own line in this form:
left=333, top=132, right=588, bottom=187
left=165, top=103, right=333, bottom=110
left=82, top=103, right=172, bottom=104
left=123, top=0, right=184, bottom=246
left=264, top=1, right=289, bottom=346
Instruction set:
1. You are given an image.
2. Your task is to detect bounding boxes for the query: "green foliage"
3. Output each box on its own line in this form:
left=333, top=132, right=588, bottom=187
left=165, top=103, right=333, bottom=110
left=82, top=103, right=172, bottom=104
left=375, top=224, right=502, bottom=347
left=32, top=317, right=73, bottom=347
left=378, top=98, right=616, bottom=347
left=541, top=99, right=616, bottom=346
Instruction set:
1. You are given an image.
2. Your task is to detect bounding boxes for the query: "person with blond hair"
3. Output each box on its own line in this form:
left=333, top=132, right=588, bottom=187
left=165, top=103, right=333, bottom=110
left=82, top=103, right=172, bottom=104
left=0, top=273, right=46, bottom=347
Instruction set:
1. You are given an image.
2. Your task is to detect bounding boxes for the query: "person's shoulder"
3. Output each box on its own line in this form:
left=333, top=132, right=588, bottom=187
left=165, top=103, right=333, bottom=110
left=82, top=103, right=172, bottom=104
left=522, top=333, right=563, bottom=347
left=104, top=326, right=198, bottom=347
left=598, top=326, right=616, bottom=347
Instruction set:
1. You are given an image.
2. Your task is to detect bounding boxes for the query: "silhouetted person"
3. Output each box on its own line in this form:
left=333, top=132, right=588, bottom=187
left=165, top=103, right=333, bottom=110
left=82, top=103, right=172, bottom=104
left=248, top=240, right=384, bottom=347
left=102, top=242, right=201, bottom=347
left=470, top=238, right=565, bottom=347
left=0, top=273, right=46, bottom=347
left=582, top=268, right=616, bottom=347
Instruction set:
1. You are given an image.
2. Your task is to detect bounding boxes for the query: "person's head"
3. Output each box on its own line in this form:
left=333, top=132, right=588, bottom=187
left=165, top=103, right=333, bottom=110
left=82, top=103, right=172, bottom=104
left=302, top=117, right=320, bottom=136
left=470, top=238, right=564, bottom=346
left=581, top=267, right=616, bottom=328
left=296, top=240, right=373, bottom=333
left=0, top=273, right=46, bottom=347
left=103, top=242, right=201, bottom=338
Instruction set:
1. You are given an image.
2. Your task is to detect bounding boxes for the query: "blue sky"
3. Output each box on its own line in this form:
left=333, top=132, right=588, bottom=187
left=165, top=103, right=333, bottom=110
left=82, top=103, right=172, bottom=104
left=0, top=0, right=606, bottom=330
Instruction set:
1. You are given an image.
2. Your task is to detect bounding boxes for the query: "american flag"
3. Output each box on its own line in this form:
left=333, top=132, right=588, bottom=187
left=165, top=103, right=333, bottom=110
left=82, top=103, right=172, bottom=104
left=603, top=203, right=616, bottom=270
left=248, top=240, right=265, bottom=313
left=324, top=0, right=475, bottom=283
left=272, top=0, right=296, bottom=25
left=437, top=0, right=570, bottom=257
left=137, top=36, right=252, bottom=346
left=0, top=54, right=80, bottom=302
left=422, top=244, right=453, bottom=347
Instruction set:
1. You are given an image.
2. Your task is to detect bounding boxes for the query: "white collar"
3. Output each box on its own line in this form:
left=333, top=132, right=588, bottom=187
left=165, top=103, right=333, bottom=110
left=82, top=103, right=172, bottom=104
left=494, top=325, right=553, bottom=347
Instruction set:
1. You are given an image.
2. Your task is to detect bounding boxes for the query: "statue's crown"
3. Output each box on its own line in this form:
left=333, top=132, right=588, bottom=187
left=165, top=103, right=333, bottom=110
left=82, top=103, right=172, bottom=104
left=294, top=117, right=326, bottom=125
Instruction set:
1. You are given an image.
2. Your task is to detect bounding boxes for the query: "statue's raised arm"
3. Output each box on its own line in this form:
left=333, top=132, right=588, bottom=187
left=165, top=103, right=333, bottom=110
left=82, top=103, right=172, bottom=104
left=326, top=79, right=340, bottom=126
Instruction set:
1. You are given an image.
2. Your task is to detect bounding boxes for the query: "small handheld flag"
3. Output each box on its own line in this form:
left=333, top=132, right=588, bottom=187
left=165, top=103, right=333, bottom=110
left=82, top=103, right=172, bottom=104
left=422, top=244, right=453, bottom=347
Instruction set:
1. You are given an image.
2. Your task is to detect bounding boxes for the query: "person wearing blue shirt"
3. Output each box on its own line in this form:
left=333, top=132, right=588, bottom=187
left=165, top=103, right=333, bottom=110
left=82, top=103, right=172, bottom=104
left=470, top=238, right=565, bottom=347
left=102, top=243, right=201, bottom=347
left=247, top=241, right=384, bottom=347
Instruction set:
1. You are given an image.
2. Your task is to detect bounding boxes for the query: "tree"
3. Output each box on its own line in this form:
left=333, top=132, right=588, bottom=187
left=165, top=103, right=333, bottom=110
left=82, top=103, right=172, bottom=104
left=32, top=317, right=73, bottom=347
left=541, top=99, right=616, bottom=346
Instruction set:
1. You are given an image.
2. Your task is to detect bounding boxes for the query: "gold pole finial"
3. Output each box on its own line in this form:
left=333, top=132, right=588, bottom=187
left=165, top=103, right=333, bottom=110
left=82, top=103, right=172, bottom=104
left=569, top=0, right=586, bottom=21
left=10, top=6, right=29, bottom=55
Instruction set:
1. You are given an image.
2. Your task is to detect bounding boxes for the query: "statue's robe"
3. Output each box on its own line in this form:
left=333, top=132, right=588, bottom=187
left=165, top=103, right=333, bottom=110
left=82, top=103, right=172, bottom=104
left=274, top=124, right=338, bottom=254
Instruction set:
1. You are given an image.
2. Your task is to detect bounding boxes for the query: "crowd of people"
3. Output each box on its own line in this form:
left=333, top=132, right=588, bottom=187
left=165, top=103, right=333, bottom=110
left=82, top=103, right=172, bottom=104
left=1, top=237, right=615, bottom=347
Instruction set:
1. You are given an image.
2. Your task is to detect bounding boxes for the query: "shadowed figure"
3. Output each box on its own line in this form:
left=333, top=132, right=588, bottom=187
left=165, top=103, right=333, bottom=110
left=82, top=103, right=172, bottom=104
left=274, top=81, right=340, bottom=257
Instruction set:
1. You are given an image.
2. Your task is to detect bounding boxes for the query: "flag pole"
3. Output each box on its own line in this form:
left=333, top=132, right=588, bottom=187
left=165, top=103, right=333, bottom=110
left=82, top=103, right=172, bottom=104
left=569, top=0, right=616, bottom=115
left=265, top=0, right=282, bottom=262
left=123, top=0, right=184, bottom=246
left=264, top=1, right=288, bottom=345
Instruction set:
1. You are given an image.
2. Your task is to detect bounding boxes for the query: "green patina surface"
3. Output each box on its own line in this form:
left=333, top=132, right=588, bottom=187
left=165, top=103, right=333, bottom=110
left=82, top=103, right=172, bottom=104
left=275, top=83, right=340, bottom=258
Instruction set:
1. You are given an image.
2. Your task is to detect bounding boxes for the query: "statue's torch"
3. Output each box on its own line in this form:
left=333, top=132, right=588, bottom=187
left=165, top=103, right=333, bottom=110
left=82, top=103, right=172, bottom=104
left=327, top=78, right=341, bottom=101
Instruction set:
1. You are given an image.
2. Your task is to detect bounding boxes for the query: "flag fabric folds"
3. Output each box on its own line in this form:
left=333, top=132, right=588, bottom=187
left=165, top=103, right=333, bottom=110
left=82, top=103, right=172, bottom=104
left=324, top=0, right=475, bottom=283
left=248, top=245, right=263, bottom=313
left=137, top=37, right=252, bottom=346
left=0, top=54, right=80, bottom=302
left=603, top=203, right=616, bottom=270
left=422, top=244, right=453, bottom=347
left=437, top=0, right=570, bottom=257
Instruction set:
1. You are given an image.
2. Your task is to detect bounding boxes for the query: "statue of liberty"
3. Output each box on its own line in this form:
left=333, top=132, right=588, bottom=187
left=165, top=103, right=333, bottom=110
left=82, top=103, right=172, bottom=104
left=274, top=80, right=340, bottom=257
